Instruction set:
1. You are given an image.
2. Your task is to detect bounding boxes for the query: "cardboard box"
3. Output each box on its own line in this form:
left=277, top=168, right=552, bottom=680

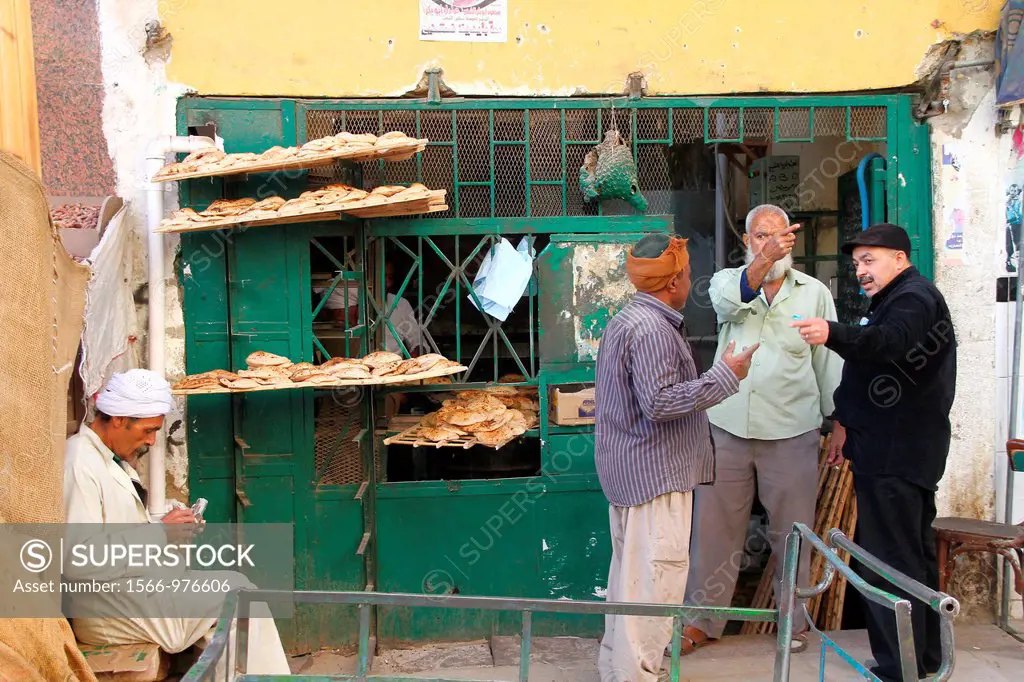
left=79, top=642, right=170, bottom=682
left=551, top=386, right=596, bottom=426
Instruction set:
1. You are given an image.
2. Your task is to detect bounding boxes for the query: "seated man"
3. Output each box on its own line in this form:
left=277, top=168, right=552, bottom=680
left=63, top=369, right=289, bottom=674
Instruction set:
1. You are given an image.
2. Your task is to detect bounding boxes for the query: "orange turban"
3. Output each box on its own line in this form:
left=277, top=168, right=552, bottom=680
left=626, top=236, right=690, bottom=293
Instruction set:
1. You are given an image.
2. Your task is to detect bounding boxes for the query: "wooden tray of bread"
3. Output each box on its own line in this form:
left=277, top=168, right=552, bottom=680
left=383, top=388, right=539, bottom=450
left=156, top=184, right=447, bottom=234
left=151, top=131, right=428, bottom=183
left=172, top=351, right=466, bottom=395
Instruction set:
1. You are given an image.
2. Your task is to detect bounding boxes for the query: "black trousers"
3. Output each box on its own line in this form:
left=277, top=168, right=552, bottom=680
left=852, top=474, right=942, bottom=681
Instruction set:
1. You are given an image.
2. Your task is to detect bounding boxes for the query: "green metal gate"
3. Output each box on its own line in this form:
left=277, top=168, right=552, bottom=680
left=177, top=94, right=932, bottom=651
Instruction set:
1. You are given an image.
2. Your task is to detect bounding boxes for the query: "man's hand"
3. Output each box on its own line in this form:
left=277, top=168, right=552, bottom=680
left=161, top=508, right=198, bottom=544
left=791, top=318, right=830, bottom=346
left=760, top=223, right=801, bottom=263
left=722, top=340, right=760, bottom=380
left=827, top=421, right=847, bottom=466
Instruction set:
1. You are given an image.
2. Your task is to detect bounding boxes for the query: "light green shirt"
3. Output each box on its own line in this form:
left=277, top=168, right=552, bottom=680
left=707, top=267, right=843, bottom=440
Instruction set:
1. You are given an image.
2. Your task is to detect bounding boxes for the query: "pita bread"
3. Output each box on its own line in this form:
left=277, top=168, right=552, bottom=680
left=379, top=131, right=409, bottom=141
left=260, top=146, right=298, bottom=161
left=463, top=409, right=515, bottom=433
left=254, top=374, right=292, bottom=386
left=248, top=196, right=286, bottom=212
left=219, top=377, right=261, bottom=390
left=371, top=361, right=403, bottom=377
left=422, top=376, right=453, bottom=385
left=173, top=374, right=228, bottom=390
left=362, top=351, right=403, bottom=368
left=476, top=425, right=518, bottom=446
left=239, top=367, right=289, bottom=380
left=498, top=373, right=526, bottom=384
left=305, top=373, right=339, bottom=385
left=246, top=351, right=292, bottom=368
left=415, top=353, right=445, bottom=371
left=332, top=365, right=372, bottom=380
left=421, top=426, right=463, bottom=443
left=391, top=359, right=421, bottom=376
left=370, top=185, right=407, bottom=197
left=301, top=137, right=338, bottom=152
left=321, top=356, right=361, bottom=368
left=291, top=368, right=332, bottom=382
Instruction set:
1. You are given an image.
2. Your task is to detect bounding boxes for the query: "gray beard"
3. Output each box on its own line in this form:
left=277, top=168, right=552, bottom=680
left=746, top=247, right=792, bottom=282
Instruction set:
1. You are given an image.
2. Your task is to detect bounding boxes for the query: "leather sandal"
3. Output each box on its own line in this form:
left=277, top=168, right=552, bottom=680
left=677, top=626, right=716, bottom=656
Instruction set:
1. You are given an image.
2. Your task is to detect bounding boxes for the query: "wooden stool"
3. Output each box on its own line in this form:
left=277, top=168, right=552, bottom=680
left=933, top=438, right=1024, bottom=607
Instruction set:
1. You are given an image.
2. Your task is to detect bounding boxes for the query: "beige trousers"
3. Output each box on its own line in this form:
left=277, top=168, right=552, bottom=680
left=598, top=491, right=693, bottom=682
left=69, top=570, right=289, bottom=675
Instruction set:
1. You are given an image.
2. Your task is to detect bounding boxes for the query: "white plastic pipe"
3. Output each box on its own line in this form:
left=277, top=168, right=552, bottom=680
left=144, top=135, right=220, bottom=514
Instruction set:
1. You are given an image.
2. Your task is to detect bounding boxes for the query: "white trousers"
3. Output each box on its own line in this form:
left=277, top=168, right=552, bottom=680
left=69, top=570, right=289, bottom=675
left=598, top=491, right=693, bottom=682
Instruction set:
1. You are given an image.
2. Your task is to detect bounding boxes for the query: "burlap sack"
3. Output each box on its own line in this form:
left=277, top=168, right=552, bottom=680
left=0, top=150, right=95, bottom=681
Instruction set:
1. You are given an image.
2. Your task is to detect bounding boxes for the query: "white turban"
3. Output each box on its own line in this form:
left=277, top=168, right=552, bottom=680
left=95, top=369, right=174, bottom=419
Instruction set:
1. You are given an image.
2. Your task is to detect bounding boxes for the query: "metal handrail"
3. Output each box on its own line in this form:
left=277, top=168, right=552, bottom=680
left=787, top=522, right=960, bottom=682
left=185, top=523, right=961, bottom=682
left=187, top=590, right=787, bottom=682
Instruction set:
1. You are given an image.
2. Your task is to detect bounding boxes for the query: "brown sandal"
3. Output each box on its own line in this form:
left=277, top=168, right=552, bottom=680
left=677, top=626, right=716, bottom=656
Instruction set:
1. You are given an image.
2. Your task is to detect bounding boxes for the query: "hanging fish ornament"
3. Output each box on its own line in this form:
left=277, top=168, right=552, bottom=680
left=579, top=130, right=648, bottom=212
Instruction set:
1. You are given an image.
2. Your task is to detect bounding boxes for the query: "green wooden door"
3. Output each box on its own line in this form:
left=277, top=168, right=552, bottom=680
left=226, top=224, right=369, bottom=651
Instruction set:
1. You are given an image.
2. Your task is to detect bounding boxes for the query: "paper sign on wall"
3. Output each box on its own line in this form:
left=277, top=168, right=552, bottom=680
left=419, top=0, right=508, bottom=43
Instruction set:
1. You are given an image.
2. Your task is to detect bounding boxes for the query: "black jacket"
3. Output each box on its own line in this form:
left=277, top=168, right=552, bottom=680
left=827, top=267, right=957, bottom=490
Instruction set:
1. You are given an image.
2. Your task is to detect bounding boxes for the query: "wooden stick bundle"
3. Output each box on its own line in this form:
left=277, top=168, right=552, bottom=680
left=739, top=433, right=858, bottom=635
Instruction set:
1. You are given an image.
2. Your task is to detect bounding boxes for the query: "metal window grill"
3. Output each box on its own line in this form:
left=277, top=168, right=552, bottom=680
left=304, top=104, right=887, bottom=219
left=313, top=392, right=365, bottom=485
left=364, top=233, right=539, bottom=384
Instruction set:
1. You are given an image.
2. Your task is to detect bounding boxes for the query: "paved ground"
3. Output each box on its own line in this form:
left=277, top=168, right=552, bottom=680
left=289, top=623, right=1023, bottom=680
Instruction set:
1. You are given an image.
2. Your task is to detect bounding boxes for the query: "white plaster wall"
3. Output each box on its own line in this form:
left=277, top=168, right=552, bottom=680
left=99, top=0, right=191, bottom=496
left=927, top=43, right=1024, bottom=618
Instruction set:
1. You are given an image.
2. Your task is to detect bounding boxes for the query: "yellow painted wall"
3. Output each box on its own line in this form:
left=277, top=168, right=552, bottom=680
left=163, top=0, right=999, bottom=97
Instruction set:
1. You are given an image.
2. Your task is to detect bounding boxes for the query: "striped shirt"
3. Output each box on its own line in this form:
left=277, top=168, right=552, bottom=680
left=594, top=293, right=740, bottom=507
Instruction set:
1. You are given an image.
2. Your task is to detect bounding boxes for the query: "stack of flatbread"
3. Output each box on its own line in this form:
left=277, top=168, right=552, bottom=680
left=416, top=390, right=537, bottom=448
left=153, top=130, right=424, bottom=180
left=158, top=182, right=436, bottom=232
left=171, top=350, right=463, bottom=392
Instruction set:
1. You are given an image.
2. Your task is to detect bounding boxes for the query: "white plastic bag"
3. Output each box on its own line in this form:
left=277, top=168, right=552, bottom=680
left=468, top=237, right=534, bottom=321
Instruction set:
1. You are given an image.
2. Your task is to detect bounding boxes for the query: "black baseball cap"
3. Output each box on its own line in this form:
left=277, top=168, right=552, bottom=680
left=841, top=223, right=912, bottom=256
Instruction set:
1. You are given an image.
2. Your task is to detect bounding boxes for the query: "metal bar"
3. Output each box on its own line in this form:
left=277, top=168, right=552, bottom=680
left=668, top=615, right=682, bottom=682
left=356, top=603, right=371, bottom=680
left=236, top=591, right=251, bottom=677
left=518, top=610, right=532, bottom=682
left=451, top=111, right=460, bottom=216
left=894, top=599, right=920, bottom=682
left=1004, top=204, right=1024, bottom=632
left=356, top=531, right=371, bottom=556
left=795, top=525, right=906, bottom=609
left=772, top=532, right=799, bottom=682
left=415, top=111, right=423, bottom=182
left=827, top=529, right=959, bottom=613
left=180, top=593, right=238, bottom=682
left=367, top=216, right=674, bottom=237
left=455, top=235, right=461, bottom=363
left=223, top=589, right=780, bottom=621
left=560, top=109, right=568, bottom=214
left=489, top=110, right=496, bottom=218
left=283, top=94, right=901, bottom=111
